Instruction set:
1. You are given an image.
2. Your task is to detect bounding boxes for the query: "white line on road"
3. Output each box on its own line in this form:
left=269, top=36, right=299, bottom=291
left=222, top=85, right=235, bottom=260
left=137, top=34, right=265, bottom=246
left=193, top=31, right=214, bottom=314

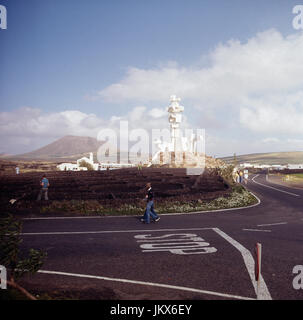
left=242, top=229, right=271, bottom=233
left=257, top=222, right=287, bottom=227
left=20, top=227, right=214, bottom=236
left=37, top=269, right=255, bottom=300
left=251, top=174, right=300, bottom=197
left=22, top=227, right=271, bottom=300
left=22, top=216, right=134, bottom=220
left=213, top=228, right=272, bottom=300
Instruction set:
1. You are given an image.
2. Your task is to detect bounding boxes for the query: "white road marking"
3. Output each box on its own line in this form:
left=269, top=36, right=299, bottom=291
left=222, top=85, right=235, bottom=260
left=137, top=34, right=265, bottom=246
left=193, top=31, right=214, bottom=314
left=251, top=174, right=300, bottom=197
left=213, top=228, right=272, bottom=300
left=257, top=222, right=287, bottom=227
left=22, top=216, right=132, bottom=220
left=22, top=226, right=272, bottom=299
left=20, top=227, right=214, bottom=236
left=36, top=269, right=255, bottom=300
left=135, top=233, right=217, bottom=255
left=242, top=229, right=271, bottom=233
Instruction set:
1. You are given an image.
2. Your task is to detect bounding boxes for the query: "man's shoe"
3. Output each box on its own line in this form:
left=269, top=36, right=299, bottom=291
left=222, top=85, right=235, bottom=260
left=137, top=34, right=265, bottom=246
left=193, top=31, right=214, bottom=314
left=154, top=217, right=160, bottom=222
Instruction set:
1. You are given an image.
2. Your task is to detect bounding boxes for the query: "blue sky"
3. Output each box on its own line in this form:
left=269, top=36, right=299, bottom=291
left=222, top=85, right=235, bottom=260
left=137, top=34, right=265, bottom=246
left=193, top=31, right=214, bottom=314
left=1, top=0, right=303, bottom=156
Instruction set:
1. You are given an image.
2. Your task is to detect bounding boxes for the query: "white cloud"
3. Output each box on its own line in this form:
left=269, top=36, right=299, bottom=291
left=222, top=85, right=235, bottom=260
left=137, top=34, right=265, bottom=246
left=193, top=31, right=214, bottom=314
left=148, top=108, right=167, bottom=118
left=96, top=29, right=303, bottom=141
left=239, top=91, right=303, bottom=134
left=0, top=105, right=172, bottom=154
left=261, top=137, right=280, bottom=144
left=0, top=108, right=107, bottom=153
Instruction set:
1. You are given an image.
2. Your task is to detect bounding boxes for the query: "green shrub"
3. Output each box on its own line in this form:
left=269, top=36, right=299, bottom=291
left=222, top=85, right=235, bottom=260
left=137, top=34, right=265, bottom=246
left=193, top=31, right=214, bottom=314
left=232, top=184, right=245, bottom=194
left=0, top=214, right=47, bottom=300
left=218, top=165, right=235, bottom=185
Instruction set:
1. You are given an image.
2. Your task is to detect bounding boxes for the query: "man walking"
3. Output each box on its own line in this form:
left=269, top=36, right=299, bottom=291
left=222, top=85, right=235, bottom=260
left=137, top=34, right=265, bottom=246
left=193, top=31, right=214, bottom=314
left=141, top=182, right=160, bottom=224
left=37, top=174, right=50, bottom=201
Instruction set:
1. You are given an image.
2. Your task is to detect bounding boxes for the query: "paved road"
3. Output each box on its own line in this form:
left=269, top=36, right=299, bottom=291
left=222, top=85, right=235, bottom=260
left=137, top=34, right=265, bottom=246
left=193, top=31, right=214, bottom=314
left=19, top=173, right=303, bottom=300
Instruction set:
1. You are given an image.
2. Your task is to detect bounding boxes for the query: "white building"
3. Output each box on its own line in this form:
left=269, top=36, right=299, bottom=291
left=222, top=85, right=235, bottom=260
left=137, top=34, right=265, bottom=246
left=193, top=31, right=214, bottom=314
left=99, top=162, right=135, bottom=170
left=270, top=164, right=287, bottom=170
left=287, top=164, right=303, bottom=169
left=239, top=163, right=254, bottom=168
left=57, top=163, right=79, bottom=171
left=239, top=163, right=303, bottom=170
left=57, top=152, right=98, bottom=171
left=57, top=152, right=137, bottom=171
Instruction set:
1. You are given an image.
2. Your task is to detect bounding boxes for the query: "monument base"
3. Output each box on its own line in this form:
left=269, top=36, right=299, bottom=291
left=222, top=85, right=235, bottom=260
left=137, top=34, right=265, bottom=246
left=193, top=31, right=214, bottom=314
left=153, top=151, right=224, bottom=168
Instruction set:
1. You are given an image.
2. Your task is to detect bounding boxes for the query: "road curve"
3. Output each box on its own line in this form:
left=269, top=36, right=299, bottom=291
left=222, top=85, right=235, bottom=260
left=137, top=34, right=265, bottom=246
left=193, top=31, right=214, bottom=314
left=19, top=173, right=303, bottom=300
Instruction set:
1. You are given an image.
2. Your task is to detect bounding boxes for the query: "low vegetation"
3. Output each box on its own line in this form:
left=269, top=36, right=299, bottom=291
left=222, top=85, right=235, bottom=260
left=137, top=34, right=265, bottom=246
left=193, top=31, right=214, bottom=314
left=38, top=185, right=257, bottom=216
left=0, top=215, right=47, bottom=300
left=0, top=165, right=258, bottom=218
left=268, top=172, right=303, bottom=188
left=282, top=173, right=303, bottom=182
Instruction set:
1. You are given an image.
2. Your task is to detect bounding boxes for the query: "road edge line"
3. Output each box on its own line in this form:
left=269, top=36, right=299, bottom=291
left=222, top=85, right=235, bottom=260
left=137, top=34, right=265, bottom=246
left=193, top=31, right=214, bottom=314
left=251, top=174, right=300, bottom=197
left=36, top=269, right=255, bottom=301
left=212, top=227, right=272, bottom=300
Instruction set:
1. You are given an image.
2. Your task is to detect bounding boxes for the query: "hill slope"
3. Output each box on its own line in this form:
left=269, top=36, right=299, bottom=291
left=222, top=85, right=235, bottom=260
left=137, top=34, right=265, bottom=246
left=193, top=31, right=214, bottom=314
left=12, top=136, right=103, bottom=161
left=221, top=151, right=303, bottom=165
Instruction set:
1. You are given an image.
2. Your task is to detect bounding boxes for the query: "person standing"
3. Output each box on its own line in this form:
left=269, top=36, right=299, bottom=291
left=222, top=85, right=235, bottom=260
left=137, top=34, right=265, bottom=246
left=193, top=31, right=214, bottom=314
left=137, top=161, right=143, bottom=173
left=141, top=182, right=160, bottom=224
left=37, top=174, right=50, bottom=201
left=244, top=169, right=249, bottom=184
left=235, top=170, right=240, bottom=183
left=239, top=170, right=244, bottom=183
left=15, top=166, right=20, bottom=175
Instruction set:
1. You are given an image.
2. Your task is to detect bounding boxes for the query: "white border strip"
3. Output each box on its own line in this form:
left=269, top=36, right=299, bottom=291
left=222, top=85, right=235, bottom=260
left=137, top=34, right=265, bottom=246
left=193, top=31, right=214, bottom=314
left=257, top=222, right=287, bottom=227
left=36, top=269, right=255, bottom=300
left=251, top=174, right=300, bottom=197
left=20, top=227, right=214, bottom=236
left=213, top=228, right=272, bottom=300
left=242, top=229, right=271, bottom=233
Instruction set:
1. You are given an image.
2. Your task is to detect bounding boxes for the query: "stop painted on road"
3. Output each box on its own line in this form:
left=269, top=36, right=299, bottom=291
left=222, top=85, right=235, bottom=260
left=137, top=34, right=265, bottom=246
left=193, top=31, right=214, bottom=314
left=135, top=233, right=217, bottom=255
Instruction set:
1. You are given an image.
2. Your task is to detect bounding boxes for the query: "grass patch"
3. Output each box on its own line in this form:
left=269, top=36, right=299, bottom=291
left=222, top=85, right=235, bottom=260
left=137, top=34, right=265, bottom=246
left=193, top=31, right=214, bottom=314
left=281, top=173, right=303, bottom=183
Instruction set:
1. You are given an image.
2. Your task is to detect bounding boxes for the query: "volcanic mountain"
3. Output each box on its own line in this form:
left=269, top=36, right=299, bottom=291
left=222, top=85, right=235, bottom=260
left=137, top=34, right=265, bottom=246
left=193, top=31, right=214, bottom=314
left=12, top=135, right=103, bottom=161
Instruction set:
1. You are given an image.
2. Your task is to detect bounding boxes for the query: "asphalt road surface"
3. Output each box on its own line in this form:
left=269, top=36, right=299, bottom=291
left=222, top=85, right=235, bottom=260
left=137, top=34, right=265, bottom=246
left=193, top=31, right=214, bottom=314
left=19, top=173, right=303, bottom=300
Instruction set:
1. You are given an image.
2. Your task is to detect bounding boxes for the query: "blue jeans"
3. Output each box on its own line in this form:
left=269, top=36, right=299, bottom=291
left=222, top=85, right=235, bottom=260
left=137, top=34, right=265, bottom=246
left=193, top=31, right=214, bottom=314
left=37, top=188, right=48, bottom=200
left=143, top=200, right=159, bottom=223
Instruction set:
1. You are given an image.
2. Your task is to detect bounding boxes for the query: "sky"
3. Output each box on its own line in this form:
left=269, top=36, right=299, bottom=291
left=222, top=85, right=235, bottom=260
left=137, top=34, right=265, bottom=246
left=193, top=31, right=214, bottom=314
left=0, top=0, right=303, bottom=157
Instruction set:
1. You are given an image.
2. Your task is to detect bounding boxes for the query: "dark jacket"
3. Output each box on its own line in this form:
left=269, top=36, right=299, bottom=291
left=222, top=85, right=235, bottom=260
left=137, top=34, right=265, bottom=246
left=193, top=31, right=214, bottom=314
left=146, top=187, right=154, bottom=201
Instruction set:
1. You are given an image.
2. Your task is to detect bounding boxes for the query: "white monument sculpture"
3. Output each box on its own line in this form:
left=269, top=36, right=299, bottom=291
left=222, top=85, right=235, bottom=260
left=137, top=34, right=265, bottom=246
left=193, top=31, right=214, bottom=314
left=168, top=95, right=184, bottom=152
left=151, top=95, right=204, bottom=167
